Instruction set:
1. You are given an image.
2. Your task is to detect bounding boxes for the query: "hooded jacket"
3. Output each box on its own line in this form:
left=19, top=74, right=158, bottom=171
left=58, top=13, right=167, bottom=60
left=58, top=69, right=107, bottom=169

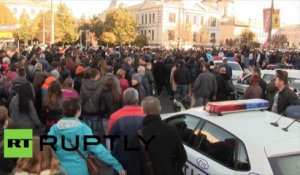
left=80, top=79, right=104, bottom=115
left=48, top=117, right=124, bottom=175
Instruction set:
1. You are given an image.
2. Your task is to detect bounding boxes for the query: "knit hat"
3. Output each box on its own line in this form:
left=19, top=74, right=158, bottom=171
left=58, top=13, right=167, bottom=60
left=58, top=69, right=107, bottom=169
left=132, top=73, right=142, bottom=82
left=75, top=66, right=85, bottom=75
left=51, top=70, right=60, bottom=79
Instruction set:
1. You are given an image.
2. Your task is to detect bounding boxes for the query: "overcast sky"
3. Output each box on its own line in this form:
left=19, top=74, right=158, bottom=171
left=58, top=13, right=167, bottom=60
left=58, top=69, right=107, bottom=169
left=58, top=0, right=300, bottom=25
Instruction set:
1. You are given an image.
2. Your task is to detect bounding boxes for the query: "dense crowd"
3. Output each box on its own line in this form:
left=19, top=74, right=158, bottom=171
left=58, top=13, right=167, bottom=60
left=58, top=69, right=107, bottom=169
left=0, top=45, right=300, bottom=175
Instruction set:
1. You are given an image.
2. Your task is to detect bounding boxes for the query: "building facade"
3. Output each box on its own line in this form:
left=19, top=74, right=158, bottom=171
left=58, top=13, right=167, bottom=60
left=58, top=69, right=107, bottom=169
left=127, top=0, right=221, bottom=48
left=276, top=25, right=300, bottom=49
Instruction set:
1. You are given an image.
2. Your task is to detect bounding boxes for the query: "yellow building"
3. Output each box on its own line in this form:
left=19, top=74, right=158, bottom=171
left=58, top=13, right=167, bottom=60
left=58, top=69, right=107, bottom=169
left=276, top=25, right=300, bottom=49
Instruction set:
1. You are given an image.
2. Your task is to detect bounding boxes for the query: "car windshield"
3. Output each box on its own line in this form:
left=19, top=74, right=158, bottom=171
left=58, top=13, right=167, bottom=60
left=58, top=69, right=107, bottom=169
left=214, top=62, right=242, bottom=71
left=290, top=79, right=300, bottom=91
left=268, top=154, right=300, bottom=175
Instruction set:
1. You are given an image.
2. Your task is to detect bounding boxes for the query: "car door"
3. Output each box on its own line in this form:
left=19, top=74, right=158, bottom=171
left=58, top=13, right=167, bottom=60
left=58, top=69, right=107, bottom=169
left=234, top=75, right=251, bottom=97
left=164, top=114, right=207, bottom=175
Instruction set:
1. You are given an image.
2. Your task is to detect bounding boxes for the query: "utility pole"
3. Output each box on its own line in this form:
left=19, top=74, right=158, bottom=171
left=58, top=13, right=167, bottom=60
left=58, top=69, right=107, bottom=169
left=267, top=0, right=274, bottom=43
left=50, top=0, right=55, bottom=45
left=42, top=0, right=45, bottom=45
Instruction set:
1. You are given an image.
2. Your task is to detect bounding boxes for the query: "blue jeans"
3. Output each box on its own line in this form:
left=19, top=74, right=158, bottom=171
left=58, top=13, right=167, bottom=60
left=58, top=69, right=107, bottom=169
left=82, top=115, right=103, bottom=136
left=196, top=97, right=209, bottom=107
left=177, top=84, right=188, bottom=99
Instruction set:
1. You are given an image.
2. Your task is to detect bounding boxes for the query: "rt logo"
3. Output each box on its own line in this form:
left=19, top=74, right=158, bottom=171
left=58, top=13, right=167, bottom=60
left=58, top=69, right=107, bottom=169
left=4, top=129, right=33, bottom=158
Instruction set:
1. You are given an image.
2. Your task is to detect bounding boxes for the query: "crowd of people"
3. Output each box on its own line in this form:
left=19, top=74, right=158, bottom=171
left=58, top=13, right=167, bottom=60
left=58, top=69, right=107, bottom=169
left=0, top=45, right=300, bottom=175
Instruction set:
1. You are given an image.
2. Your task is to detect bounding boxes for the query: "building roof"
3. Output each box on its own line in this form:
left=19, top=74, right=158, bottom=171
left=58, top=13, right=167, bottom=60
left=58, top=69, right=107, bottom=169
left=221, top=17, right=249, bottom=27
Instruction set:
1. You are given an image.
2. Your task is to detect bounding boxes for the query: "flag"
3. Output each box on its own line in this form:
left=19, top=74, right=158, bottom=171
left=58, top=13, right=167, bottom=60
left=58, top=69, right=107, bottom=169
left=272, top=9, right=280, bottom=29
left=263, top=8, right=271, bottom=33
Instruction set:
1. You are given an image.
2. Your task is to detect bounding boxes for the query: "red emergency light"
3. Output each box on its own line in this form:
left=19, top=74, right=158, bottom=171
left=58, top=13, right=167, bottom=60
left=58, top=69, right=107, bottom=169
left=204, top=99, right=269, bottom=116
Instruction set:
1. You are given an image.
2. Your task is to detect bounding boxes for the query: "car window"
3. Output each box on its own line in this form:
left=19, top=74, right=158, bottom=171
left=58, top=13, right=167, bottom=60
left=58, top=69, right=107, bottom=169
left=194, top=122, right=237, bottom=169
left=262, top=74, right=275, bottom=84
left=165, top=115, right=202, bottom=144
left=242, top=75, right=251, bottom=84
left=228, top=63, right=242, bottom=71
left=289, top=78, right=300, bottom=91
left=268, top=154, right=300, bottom=175
left=235, top=141, right=251, bottom=171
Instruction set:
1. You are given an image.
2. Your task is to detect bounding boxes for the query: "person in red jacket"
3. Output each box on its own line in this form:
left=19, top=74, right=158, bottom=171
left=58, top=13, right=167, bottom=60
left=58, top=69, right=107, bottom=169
left=116, top=68, right=129, bottom=94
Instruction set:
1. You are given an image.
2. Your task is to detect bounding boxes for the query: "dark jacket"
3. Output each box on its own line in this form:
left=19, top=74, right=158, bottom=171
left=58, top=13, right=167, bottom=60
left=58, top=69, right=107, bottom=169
left=141, top=75, right=151, bottom=96
left=80, top=79, right=104, bottom=115
left=214, top=72, right=228, bottom=101
left=74, top=75, right=83, bottom=94
left=133, top=83, right=147, bottom=104
left=193, top=71, right=217, bottom=99
left=174, top=66, right=190, bottom=85
left=128, top=114, right=187, bottom=175
left=266, top=79, right=277, bottom=109
left=0, top=129, right=17, bottom=175
left=108, top=106, right=144, bottom=172
left=100, top=90, right=122, bottom=119
left=260, top=79, right=267, bottom=99
left=244, top=85, right=263, bottom=99
left=277, top=87, right=300, bottom=114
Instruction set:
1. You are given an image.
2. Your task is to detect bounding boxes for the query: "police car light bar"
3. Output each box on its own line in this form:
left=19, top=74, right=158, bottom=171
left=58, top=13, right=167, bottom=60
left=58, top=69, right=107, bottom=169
left=204, top=99, right=269, bottom=115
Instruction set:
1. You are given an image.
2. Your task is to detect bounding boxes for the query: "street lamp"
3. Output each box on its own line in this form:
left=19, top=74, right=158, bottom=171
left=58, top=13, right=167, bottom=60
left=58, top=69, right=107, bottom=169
left=16, top=24, right=20, bottom=51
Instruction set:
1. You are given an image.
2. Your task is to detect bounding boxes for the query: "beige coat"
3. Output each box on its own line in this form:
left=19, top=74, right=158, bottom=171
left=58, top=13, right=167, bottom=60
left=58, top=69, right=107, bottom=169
left=170, top=66, right=177, bottom=91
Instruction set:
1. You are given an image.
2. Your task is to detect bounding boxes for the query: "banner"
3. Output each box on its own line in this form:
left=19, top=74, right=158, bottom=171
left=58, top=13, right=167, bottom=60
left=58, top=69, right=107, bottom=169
left=263, top=8, right=271, bottom=33
left=272, top=9, right=280, bottom=29
left=0, top=32, right=13, bottom=39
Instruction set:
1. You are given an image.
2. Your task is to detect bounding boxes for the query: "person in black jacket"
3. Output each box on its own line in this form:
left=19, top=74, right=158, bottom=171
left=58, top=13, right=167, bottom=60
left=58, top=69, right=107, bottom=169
left=128, top=96, right=187, bottom=175
left=174, top=60, right=190, bottom=99
left=272, top=71, right=300, bottom=114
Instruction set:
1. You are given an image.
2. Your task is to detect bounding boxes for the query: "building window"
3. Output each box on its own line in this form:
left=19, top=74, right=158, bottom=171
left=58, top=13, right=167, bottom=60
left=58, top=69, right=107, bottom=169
left=210, top=33, right=216, bottom=42
left=193, top=32, right=197, bottom=42
left=168, top=30, right=175, bottom=40
left=211, top=18, right=217, bottom=27
left=149, top=14, right=151, bottom=23
left=145, top=14, right=147, bottom=24
left=13, top=8, right=17, bottom=14
left=193, top=15, right=197, bottom=25
left=141, top=31, right=143, bottom=35
left=186, top=15, right=189, bottom=23
left=152, top=30, right=154, bottom=40
left=142, top=15, right=144, bottom=24
left=153, top=13, right=155, bottom=23
left=200, top=16, right=204, bottom=25
left=169, top=13, right=176, bottom=23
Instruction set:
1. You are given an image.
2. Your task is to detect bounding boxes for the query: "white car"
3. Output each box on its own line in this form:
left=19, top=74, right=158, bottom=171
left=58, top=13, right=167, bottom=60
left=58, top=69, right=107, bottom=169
left=161, top=99, right=300, bottom=175
left=213, top=60, right=245, bottom=81
left=234, top=69, right=300, bottom=98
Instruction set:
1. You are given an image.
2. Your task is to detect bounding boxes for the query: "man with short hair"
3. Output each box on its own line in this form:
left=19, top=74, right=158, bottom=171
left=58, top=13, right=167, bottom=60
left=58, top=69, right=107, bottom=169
left=192, top=63, right=217, bottom=106
left=222, top=58, right=232, bottom=79
left=272, top=71, right=300, bottom=114
left=108, top=88, right=144, bottom=172
left=102, top=65, right=121, bottom=93
left=138, top=66, right=150, bottom=96
left=128, top=96, right=187, bottom=175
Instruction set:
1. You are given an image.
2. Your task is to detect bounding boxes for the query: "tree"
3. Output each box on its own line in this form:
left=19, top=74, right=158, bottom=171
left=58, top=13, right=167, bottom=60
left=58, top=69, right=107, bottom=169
left=271, top=34, right=288, bottom=48
left=0, top=3, right=16, bottom=25
left=18, top=12, right=32, bottom=43
left=225, top=38, right=234, bottom=47
left=105, top=7, right=137, bottom=45
left=55, top=3, right=79, bottom=43
left=100, top=32, right=116, bottom=46
left=239, top=29, right=256, bottom=47
left=32, top=11, right=52, bottom=43
left=175, top=22, right=192, bottom=47
left=134, top=35, right=148, bottom=47
left=199, top=26, right=209, bottom=45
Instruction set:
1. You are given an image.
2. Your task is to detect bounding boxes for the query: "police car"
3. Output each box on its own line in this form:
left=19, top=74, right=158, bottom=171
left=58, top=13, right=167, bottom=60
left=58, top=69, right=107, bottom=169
left=161, top=99, right=300, bottom=175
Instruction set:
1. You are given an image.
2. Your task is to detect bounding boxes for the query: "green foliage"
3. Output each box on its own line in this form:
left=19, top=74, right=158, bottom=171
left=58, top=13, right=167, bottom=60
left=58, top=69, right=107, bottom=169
left=105, top=7, right=137, bottom=45
left=134, top=35, right=148, bottom=47
left=0, top=3, right=16, bottom=25
left=239, top=29, right=256, bottom=47
left=55, top=3, right=79, bottom=43
left=18, top=12, right=33, bottom=43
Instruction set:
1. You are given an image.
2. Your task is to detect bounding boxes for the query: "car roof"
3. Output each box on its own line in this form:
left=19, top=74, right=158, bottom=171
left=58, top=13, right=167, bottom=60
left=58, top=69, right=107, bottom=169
left=213, top=60, right=238, bottom=64
left=162, top=108, right=300, bottom=157
left=261, top=69, right=300, bottom=79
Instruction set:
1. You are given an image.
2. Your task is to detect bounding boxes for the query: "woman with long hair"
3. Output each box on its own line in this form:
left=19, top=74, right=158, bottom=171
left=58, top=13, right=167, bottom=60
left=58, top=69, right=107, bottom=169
left=14, top=137, right=66, bottom=175
left=48, top=98, right=125, bottom=175
left=62, top=78, right=79, bottom=100
left=101, top=78, right=122, bottom=119
left=43, top=81, right=63, bottom=130
left=116, top=68, right=129, bottom=94
left=244, top=75, right=263, bottom=99
left=9, top=82, right=44, bottom=133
